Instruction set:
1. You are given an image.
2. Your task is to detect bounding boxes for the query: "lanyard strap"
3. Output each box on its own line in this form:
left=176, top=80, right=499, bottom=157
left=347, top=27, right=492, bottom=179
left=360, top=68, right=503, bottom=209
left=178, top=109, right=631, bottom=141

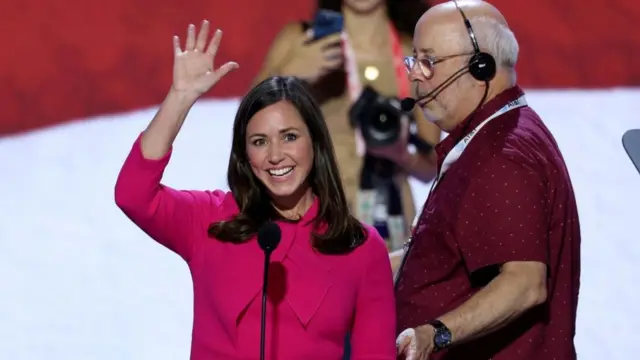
left=394, top=95, right=528, bottom=286
left=341, top=23, right=409, bottom=156
left=410, top=95, right=528, bottom=229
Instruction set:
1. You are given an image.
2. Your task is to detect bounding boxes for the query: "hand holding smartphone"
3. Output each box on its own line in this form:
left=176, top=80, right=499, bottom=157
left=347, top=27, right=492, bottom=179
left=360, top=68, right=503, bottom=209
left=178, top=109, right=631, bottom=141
left=310, top=9, right=344, bottom=41
left=279, top=9, right=345, bottom=83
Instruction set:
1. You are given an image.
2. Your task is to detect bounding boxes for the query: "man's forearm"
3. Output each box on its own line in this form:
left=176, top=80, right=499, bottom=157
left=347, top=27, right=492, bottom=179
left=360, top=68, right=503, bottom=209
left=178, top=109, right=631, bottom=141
left=434, top=269, right=547, bottom=345
left=400, top=152, right=437, bottom=183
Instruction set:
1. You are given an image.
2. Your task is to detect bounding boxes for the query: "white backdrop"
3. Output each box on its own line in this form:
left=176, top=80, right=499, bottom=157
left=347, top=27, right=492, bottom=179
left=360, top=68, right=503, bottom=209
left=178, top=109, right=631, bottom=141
left=1, top=89, right=639, bottom=359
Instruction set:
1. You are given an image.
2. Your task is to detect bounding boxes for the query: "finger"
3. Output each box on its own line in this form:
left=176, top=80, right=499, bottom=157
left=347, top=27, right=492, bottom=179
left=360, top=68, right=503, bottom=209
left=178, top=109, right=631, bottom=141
left=208, top=61, right=239, bottom=83
left=397, top=339, right=409, bottom=355
left=400, top=116, right=410, bottom=137
left=405, top=341, right=417, bottom=360
left=205, top=29, right=223, bottom=57
left=316, top=33, right=343, bottom=48
left=217, top=61, right=239, bottom=75
left=185, top=23, right=196, bottom=50
left=195, top=20, right=210, bottom=52
left=173, top=36, right=182, bottom=56
left=322, top=54, right=344, bottom=67
left=321, top=58, right=343, bottom=71
left=396, top=329, right=414, bottom=355
left=405, top=348, right=416, bottom=360
left=322, top=48, right=343, bottom=61
left=319, top=32, right=343, bottom=43
left=418, top=349, right=429, bottom=360
left=320, top=41, right=342, bottom=53
left=304, top=28, right=314, bottom=43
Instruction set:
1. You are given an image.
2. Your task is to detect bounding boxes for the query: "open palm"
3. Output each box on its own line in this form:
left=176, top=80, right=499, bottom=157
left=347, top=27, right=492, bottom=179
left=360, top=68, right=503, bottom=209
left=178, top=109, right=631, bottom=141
left=172, top=20, right=238, bottom=96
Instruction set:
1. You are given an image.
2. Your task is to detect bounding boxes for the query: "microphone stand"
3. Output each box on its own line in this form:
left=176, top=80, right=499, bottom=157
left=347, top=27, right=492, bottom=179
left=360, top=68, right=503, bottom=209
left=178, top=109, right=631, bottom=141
left=256, top=222, right=281, bottom=360
left=260, top=249, right=273, bottom=360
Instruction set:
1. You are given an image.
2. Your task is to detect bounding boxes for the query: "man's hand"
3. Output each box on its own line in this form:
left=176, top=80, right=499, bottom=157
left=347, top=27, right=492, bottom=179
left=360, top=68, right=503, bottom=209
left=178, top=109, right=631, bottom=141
left=365, top=116, right=438, bottom=183
left=396, top=325, right=435, bottom=360
left=366, top=116, right=410, bottom=164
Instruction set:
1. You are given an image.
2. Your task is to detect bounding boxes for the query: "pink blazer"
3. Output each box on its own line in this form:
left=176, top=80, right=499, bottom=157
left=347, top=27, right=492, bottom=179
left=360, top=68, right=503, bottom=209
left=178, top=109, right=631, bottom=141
left=114, top=136, right=396, bottom=360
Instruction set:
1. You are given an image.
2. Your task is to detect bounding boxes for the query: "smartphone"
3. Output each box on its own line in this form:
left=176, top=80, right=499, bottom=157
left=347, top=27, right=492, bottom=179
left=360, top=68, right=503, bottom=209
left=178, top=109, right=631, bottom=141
left=311, top=9, right=344, bottom=41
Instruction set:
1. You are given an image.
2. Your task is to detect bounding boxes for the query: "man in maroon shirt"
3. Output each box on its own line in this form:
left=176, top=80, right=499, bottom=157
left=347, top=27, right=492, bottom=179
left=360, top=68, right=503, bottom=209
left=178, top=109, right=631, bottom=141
left=390, top=1, right=581, bottom=359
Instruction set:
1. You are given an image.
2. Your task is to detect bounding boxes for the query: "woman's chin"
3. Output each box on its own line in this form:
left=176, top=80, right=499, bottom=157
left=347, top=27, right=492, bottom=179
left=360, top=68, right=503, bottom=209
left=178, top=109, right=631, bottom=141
left=263, top=179, right=298, bottom=197
left=264, top=181, right=312, bottom=206
left=268, top=187, right=299, bottom=199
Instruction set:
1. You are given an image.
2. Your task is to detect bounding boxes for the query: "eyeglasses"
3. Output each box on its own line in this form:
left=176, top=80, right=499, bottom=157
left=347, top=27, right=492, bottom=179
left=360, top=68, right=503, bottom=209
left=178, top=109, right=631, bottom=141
left=404, top=53, right=472, bottom=79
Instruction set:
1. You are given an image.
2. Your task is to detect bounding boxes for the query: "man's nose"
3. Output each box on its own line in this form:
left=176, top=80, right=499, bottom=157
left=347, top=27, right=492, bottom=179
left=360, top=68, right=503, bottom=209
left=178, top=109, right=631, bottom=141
left=408, top=61, right=425, bottom=83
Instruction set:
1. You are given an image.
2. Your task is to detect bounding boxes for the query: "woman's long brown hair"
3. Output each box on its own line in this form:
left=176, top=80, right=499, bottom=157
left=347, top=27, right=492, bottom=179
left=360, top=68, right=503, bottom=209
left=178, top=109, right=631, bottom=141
left=208, top=76, right=367, bottom=254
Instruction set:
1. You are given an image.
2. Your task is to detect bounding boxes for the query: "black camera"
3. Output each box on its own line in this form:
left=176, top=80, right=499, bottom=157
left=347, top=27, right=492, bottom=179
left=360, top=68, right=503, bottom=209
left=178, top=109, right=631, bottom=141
left=350, top=87, right=434, bottom=238
left=349, top=85, right=434, bottom=154
left=349, top=85, right=405, bottom=148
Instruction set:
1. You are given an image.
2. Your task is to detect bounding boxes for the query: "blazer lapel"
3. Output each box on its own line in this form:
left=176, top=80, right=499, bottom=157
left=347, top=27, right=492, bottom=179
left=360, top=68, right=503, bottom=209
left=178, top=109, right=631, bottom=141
left=275, top=202, right=332, bottom=328
left=282, top=236, right=332, bottom=328
left=218, top=195, right=332, bottom=329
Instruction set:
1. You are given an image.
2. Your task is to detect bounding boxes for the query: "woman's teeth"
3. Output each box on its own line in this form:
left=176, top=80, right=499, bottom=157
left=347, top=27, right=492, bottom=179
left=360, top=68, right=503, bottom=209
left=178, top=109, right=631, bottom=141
left=268, top=167, right=294, bottom=177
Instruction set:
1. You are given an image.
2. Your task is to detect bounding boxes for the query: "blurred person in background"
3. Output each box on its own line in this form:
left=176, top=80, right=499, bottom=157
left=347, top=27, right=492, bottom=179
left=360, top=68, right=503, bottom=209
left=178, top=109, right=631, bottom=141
left=254, top=0, right=441, bottom=250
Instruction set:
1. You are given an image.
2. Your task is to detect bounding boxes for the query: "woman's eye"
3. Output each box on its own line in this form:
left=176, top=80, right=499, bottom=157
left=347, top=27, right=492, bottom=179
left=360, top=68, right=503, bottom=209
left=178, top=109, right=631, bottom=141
left=252, top=138, right=266, bottom=146
left=284, top=133, right=298, bottom=142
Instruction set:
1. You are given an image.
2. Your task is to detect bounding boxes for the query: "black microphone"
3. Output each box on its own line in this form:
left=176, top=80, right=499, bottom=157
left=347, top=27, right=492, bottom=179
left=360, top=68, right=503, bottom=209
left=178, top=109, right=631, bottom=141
left=257, top=222, right=282, bottom=360
left=400, top=97, right=418, bottom=112
left=400, top=65, right=471, bottom=112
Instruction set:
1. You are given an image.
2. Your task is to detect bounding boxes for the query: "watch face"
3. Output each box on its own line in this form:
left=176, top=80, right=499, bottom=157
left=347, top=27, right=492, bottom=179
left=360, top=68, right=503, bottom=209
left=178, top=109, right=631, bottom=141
left=435, top=329, right=452, bottom=348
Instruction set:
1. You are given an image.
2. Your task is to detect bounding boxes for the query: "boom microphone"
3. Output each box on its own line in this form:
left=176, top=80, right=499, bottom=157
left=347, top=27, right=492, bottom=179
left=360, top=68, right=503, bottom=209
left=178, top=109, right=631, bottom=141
left=400, top=65, right=472, bottom=112
left=400, top=97, right=418, bottom=112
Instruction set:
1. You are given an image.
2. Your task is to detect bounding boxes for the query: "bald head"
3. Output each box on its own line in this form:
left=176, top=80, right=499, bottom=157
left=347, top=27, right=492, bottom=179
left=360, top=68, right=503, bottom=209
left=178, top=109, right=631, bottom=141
left=415, top=0, right=518, bottom=69
left=409, top=1, right=519, bottom=132
left=426, top=0, right=507, bottom=25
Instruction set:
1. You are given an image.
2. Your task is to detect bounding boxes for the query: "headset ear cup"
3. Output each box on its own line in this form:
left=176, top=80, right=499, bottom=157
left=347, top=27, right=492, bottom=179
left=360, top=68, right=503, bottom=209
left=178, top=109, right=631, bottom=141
left=468, top=52, right=496, bottom=82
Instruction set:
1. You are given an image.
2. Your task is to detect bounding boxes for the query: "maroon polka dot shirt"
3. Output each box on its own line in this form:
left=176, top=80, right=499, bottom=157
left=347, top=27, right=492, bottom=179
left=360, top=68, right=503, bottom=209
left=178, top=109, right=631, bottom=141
left=395, top=86, right=581, bottom=360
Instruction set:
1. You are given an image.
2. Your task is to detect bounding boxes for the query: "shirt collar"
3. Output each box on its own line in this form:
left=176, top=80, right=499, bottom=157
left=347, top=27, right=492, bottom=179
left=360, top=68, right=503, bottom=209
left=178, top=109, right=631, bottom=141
left=434, top=85, right=525, bottom=160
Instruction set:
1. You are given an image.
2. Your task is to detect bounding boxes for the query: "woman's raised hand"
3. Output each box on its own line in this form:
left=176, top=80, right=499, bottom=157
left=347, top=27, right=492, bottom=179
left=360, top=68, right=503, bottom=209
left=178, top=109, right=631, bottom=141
left=171, top=20, right=239, bottom=97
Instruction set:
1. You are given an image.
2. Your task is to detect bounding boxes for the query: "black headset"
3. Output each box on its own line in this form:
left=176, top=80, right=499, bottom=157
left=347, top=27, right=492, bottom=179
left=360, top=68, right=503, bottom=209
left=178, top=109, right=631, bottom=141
left=454, top=1, right=496, bottom=82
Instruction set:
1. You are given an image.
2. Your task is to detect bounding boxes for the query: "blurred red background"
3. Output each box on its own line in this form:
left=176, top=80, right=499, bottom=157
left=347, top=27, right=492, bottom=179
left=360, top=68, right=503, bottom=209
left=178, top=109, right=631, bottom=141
left=1, top=0, right=638, bottom=136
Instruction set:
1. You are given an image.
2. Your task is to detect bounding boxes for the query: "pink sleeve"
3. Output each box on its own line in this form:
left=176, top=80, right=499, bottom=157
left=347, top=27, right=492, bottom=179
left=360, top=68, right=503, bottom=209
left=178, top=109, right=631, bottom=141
left=350, top=227, right=397, bottom=360
left=114, top=134, right=226, bottom=262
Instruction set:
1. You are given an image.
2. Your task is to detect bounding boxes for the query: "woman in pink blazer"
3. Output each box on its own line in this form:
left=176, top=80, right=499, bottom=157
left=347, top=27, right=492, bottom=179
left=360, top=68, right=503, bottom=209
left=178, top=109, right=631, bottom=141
left=114, top=21, right=396, bottom=360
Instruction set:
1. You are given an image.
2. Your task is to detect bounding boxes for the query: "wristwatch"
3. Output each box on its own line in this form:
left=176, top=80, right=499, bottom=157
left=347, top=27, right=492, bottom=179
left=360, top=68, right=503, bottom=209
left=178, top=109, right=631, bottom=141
left=429, top=320, right=452, bottom=352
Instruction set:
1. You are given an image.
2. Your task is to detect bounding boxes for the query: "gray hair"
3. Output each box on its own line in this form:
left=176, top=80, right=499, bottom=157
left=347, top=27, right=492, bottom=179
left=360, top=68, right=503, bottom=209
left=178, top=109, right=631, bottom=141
left=468, top=16, right=519, bottom=68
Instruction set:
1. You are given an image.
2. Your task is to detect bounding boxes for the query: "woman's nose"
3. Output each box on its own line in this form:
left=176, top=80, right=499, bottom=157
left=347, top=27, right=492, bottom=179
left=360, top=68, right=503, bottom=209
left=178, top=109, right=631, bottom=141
left=267, top=142, right=285, bottom=164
